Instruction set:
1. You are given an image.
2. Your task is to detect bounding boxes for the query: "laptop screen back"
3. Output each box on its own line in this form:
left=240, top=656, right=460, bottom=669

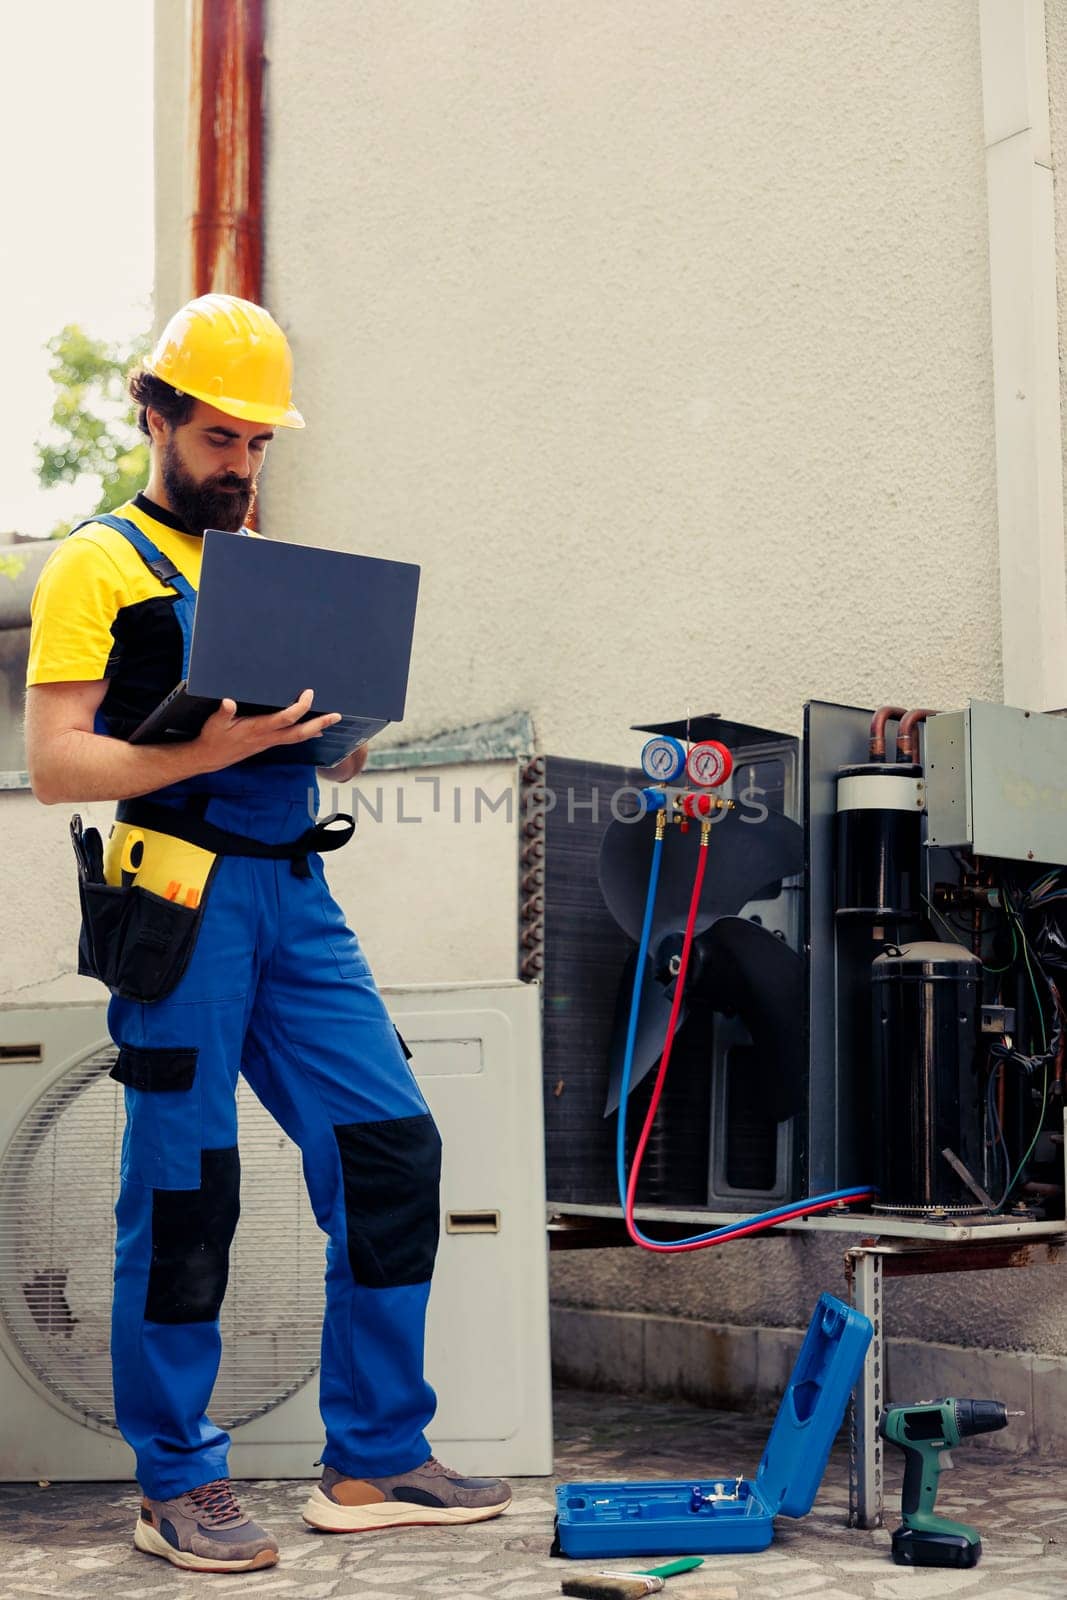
left=187, top=531, right=420, bottom=718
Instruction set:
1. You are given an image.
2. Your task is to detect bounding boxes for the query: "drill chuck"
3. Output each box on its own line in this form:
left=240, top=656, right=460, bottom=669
left=952, top=1399, right=1009, bottom=1438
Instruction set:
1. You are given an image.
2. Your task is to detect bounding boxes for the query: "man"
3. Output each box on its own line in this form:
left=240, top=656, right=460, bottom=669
left=25, top=294, right=510, bottom=1574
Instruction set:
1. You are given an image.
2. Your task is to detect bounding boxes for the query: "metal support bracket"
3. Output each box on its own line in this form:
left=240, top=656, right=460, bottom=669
left=847, top=1247, right=883, bottom=1529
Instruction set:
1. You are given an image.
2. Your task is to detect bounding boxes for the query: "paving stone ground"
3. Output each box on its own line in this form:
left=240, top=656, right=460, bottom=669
left=0, top=1387, right=1064, bottom=1598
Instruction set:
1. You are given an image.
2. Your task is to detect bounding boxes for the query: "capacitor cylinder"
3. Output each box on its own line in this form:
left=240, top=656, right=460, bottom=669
left=872, top=941, right=982, bottom=1210
left=836, top=763, right=924, bottom=920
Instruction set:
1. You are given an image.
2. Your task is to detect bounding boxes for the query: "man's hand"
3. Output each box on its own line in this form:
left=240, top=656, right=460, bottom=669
left=196, top=689, right=341, bottom=767
left=318, top=743, right=371, bottom=784
left=25, top=681, right=344, bottom=806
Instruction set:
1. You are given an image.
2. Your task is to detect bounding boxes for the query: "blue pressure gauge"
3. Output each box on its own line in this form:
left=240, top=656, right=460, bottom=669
left=641, top=735, right=687, bottom=783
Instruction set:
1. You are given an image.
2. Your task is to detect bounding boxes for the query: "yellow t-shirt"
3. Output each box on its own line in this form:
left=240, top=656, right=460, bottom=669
left=27, top=496, right=217, bottom=741
left=27, top=497, right=205, bottom=687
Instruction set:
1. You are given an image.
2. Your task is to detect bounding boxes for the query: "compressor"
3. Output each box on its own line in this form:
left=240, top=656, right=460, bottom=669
left=872, top=941, right=983, bottom=1211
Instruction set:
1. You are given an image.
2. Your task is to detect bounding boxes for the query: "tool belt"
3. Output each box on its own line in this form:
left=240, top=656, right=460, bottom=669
left=72, top=802, right=356, bottom=1004
left=115, top=799, right=356, bottom=878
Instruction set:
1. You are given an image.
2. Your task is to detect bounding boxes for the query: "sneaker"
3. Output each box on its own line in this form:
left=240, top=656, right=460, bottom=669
left=133, top=1478, right=279, bottom=1572
left=302, top=1455, right=512, bottom=1532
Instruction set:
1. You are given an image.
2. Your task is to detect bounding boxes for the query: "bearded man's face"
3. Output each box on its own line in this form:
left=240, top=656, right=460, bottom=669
left=158, top=400, right=273, bottom=534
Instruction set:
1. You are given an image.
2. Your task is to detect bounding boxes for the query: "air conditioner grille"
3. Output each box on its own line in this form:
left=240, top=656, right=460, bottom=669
left=0, top=1045, right=324, bottom=1433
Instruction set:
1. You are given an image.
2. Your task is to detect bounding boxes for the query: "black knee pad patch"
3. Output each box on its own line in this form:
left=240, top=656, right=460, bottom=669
left=145, top=1147, right=240, bottom=1324
left=334, top=1114, right=442, bottom=1288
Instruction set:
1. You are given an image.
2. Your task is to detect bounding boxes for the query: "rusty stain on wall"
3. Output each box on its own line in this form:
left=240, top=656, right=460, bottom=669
left=188, top=0, right=264, bottom=302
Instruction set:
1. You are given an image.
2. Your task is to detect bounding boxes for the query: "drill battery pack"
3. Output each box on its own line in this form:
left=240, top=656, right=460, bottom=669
left=553, top=1292, right=873, bottom=1559
left=892, top=1527, right=981, bottom=1569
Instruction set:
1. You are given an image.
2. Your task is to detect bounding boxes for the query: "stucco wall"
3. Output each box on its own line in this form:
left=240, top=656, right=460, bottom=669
left=1045, top=0, right=1067, bottom=589
left=152, top=0, right=190, bottom=325
left=262, top=0, right=1000, bottom=760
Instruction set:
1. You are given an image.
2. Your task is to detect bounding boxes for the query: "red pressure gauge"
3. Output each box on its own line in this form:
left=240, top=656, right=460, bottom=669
left=685, top=740, right=733, bottom=788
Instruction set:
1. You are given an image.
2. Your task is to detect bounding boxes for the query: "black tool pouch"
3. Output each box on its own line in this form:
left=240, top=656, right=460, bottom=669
left=76, top=878, right=207, bottom=1002
left=72, top=816, right=213, bottom=1004
left=71, top=804, right=355, bottom=1005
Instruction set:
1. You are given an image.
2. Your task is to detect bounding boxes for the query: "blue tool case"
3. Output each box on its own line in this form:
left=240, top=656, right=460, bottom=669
left=554, top=1292, right=873, bottom=1559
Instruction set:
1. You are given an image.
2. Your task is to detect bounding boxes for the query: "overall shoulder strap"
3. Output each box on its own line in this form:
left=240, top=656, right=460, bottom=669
left=68, top=513, right=197, bottom=603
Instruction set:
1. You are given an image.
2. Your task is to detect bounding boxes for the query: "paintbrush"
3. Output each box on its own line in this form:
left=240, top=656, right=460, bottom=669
left=561, top=1556, right=704, bottom=1598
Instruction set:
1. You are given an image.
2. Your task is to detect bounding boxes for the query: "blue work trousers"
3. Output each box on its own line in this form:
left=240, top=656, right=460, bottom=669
left=108, top=776, right=440, bottom=1499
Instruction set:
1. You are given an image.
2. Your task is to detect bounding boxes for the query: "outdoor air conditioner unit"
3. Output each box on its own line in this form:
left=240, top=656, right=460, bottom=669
left=0, top=982, right=552, bottom=1481
left=525, top=739, right=802, bottom=1212
left=531, top=704, right=1067, bottom=1227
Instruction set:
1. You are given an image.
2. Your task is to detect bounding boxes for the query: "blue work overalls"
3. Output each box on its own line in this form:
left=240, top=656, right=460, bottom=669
left=87, top=517, right=440, bottom=1500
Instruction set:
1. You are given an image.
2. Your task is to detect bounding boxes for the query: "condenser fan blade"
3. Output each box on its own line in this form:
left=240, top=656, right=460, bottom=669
left=603, top=949, right=687, bottom=1116
left=598, top=807, right=804, bottom=945
left=699, top=916, right=806, bottom=1121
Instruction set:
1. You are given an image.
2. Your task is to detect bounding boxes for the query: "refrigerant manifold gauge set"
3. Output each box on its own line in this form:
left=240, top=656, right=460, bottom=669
left=638, top=735, right=735, bottom=823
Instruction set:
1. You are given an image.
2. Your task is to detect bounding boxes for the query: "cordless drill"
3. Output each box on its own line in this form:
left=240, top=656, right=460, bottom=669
left=879, top=1398, right=1015, bottom=1568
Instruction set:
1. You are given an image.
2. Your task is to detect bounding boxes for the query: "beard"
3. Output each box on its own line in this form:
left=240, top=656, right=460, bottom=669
left=161, top=436, right=257, bottom=535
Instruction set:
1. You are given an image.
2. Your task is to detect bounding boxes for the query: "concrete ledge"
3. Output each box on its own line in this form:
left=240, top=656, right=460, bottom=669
left=551, top=1306, right=1067, bottom=1456
left=551, top=1305, right=801, bottom=1418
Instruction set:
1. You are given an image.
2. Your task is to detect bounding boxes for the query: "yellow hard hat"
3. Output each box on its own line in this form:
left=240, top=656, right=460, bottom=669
left=145, top=294, right=305, bottom=429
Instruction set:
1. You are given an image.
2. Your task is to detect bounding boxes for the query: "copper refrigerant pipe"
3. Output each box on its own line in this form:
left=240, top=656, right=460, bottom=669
left=896, top=708, right=938, bottom=763
left=869, top=706, right=908, bottom=761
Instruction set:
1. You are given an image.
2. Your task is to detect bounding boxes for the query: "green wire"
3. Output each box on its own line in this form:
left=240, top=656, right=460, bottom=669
left=998, top=1062, right=1049, bottom=1211
left=1005, top=896, right=1048, bottom=1051
left=985, top=920, right=1019, bottom=975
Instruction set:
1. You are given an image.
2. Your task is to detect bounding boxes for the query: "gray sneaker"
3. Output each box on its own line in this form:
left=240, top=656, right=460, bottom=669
left=134, top=1478, right=279, bottom=1572
left=303, top=1456, right=512, bottom=1532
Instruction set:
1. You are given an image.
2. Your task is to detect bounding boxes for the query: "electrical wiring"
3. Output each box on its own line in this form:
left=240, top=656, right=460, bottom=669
left=994, top=1063, right=1050, bottom=1213
left=917, top=865, right=1064, bottom=1214
left=1037, top=914, right=1067, bottom=959
left=985, top=873, right=1064, bottom=1210
left=1001, top=882, right=1052, bottom=1052
left=920, top=893, right=1015, bottom=974
left=615, top=804, right=874, bottom=1252
left=1026, top=868, right=1064, bottom=906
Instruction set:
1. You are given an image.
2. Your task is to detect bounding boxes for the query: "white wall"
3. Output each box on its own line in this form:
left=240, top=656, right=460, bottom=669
left=152, top=0, right=190, bottom=326
left=262, top=0, right=1000, bottom=758
left=1045, top=0, right=1067, bottom=613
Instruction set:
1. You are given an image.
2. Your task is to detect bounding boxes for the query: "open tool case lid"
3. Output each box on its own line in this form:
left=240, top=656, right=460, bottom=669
left=552, top=1292, right=872, bottom=1560
left=755, top=1291, right=873, bottom=1517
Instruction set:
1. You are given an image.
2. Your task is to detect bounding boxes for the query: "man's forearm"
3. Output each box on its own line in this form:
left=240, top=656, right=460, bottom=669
left=32, top=728, right=212, bottom=805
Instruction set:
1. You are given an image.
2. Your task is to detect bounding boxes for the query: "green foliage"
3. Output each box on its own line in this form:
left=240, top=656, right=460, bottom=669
left=35, top=324, right=152, bottom=537
left=0, top=552, right=27, bottom=581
